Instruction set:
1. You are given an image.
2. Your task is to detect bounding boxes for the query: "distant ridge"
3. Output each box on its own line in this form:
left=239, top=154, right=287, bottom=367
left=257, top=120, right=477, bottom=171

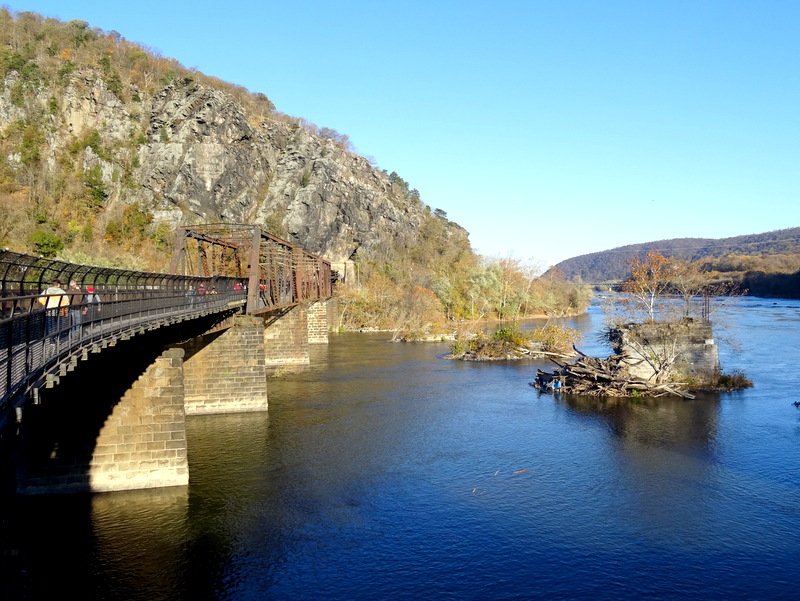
left=554, top=227, right=800, bottom=282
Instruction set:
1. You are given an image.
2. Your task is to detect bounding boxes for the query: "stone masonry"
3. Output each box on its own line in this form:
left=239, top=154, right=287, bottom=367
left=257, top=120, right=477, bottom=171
left=16, top=347, right=190, bottom=495
left=180, top=315, right=268, bottom=415
left=11, top=303, right=332, bottom=494
left=614, top=320, right=720, bottom=382
left=307, top=301, right=330, bottom=344
left=89, top=347, right=189, bottom=492
left=264, top=305, right=310, bottom=365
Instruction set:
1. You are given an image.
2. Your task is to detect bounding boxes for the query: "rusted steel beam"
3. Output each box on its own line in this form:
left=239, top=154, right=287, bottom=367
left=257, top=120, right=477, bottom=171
left=1, top=223, right=334, bottom=417
left=246, top=227, right=262, bottom=314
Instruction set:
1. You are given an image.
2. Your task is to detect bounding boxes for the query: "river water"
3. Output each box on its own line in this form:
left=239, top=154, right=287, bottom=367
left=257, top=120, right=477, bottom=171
left=3, top=297, right=800, bottom=600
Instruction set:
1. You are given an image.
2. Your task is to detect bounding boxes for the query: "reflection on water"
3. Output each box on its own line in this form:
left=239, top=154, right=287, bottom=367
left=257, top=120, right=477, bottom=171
left=2, top=298, right=800, bottom=600
left=561, top=393, right=720, bottom=450
left=91, top=488, right=191, bottom=600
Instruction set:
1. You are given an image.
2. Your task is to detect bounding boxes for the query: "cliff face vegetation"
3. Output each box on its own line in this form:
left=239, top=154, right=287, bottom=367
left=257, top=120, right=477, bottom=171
left=0, top=9, right=590, bottom=331
left=0, top=10, right=429, bottom=267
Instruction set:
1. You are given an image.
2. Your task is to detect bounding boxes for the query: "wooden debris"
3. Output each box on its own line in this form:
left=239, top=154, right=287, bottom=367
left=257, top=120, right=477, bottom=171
left=531, top=345, right=695, bottom=399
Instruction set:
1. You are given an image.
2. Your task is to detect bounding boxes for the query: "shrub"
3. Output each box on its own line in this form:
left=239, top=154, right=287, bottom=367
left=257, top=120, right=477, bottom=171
left=83, top=165, right=108, bottom=209
left=0, top=50, right=26, bottom=74
left=122, top=202, right=152, bottom=236
left=57, top=61, right=76, bottom=79
left=20, top=124, right=45, bottom=166
left=529, top=324, right=582, bottom=354
left=493, top=326, right=527, bottom=346
left=105, top=72, right=123, bottom=97
left=29, top=230, right=64, bottom=257
left=716, top=369, right=753, bottom=391
left=150, top=222, right=174, bottom=250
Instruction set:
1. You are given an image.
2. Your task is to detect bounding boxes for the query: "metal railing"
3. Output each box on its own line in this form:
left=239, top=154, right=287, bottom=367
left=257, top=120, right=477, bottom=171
left=1, top=277, right=246, bottom=413
left=1, top=242, right=333, bottom=414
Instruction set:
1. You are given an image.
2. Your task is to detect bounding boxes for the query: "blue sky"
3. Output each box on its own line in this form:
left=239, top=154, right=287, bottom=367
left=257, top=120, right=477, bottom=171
left=10, top=1, right=800, bottom=268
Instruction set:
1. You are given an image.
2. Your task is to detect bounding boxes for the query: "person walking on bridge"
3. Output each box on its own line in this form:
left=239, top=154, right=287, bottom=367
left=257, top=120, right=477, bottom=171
left=68, top=280, right=85, bottom=340
left=85, top=286, right=101, bottom=321
left=186, top=285, right=196, bottom=308
left=39, top=280, right=68, bottom=344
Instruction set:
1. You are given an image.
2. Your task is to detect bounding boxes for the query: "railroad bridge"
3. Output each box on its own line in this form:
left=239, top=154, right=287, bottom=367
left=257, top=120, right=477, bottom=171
left=0, top=225, right=334, bottom=495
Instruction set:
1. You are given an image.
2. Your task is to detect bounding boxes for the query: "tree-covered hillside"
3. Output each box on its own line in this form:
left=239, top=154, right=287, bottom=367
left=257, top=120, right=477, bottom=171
left=0, top=9, right=591, bottom=331
left=554, top=227, right=800, bottom=283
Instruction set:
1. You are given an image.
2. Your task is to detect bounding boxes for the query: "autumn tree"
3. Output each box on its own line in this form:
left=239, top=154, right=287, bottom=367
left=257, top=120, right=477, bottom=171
left=615, top=250, right=745, bottom=324
left=604, top=250, right=747, bottom=388
left=618, top=250, right=673, bottom=322
left=668, top=259, right=706, bottom=319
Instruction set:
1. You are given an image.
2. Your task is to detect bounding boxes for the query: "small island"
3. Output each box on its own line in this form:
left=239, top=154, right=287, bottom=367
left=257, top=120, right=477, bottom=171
left=448, top=324, right=581, bottom=362
left=538, top=251, right=753, bottom=398
left=453, top=251, right=753, bottom=399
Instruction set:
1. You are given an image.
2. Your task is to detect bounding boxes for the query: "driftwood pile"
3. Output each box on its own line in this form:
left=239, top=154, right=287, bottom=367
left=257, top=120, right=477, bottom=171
left=532, top=345, right=695, bottom=399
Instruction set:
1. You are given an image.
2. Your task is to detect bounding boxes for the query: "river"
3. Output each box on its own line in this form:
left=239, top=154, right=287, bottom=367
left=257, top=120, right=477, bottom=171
left=2, top=297, right=799, bottom=600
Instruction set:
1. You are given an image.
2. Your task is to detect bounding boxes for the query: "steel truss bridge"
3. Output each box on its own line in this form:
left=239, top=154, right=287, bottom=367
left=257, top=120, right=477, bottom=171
left=0, top=224, right=332, bottom=420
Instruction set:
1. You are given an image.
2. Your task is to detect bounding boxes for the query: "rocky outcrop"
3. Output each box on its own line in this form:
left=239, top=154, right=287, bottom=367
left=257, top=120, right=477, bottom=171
left=1, top=72, right=445, bottom=268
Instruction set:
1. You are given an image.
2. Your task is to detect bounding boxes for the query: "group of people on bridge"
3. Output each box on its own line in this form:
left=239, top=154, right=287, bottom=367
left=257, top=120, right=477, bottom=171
left=38, top=280, right=101, bottom=344
left=184, top=282, right=223, bottom=307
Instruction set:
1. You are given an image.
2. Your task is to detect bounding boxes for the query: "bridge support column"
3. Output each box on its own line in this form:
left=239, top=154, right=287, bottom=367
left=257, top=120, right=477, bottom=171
left=16, top=348, right=189, bottom=494
left=180, top=315, right=268, bottom=415
left=264, top=305, right=309, bottom=365
left=89, top=348, right=189, bottom=492
left=307, top=300, right=332, bottom=344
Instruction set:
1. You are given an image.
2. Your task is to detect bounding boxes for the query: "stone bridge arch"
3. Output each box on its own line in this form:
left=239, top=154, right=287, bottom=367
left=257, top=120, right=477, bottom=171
left=14, top=316, right=225, bottom=494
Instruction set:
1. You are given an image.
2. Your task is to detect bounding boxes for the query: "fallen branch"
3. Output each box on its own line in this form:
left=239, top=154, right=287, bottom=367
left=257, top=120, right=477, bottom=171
left=531, top=347, right=696, bottom=399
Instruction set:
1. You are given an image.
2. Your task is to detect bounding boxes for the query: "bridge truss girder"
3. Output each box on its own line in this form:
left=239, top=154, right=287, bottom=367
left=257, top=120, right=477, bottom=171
left=169, top=224, right=332, bottom=315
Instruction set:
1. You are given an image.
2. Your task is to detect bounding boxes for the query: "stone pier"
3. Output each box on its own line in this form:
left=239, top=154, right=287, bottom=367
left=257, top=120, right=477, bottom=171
left=613, top=320, right=720, bottom=382
left=179, top=315, right=268, bottom=415
left=307, top=301, right=330, bottom=344
left=88, top=348, right=188, bottom=492
left=11, top=298, right=334, bottom=494
left=264, top=306, right=310, bottom=365
left=15, top=347, right=189, bottom=495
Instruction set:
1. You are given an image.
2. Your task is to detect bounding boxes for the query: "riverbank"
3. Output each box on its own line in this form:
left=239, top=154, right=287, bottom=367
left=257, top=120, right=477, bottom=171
left=338, top=310, right=589, bottom=341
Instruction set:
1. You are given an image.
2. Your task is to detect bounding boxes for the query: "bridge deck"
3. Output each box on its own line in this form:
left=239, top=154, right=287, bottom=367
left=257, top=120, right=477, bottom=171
left=1, top=229, right=332, bottom=420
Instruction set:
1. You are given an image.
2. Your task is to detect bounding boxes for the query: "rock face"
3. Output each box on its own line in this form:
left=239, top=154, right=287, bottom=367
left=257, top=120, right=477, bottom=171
left=1, top=72, right=444, bottom=270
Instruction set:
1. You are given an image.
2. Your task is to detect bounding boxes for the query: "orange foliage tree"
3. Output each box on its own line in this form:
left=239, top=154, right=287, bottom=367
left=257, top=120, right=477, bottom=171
left=620, top=250, right=672, bottom=322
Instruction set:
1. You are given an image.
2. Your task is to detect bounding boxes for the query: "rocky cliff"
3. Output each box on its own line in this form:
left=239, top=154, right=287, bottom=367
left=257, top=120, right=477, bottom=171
left=0, top=25, right=463, bottom=275
left=0, top=10, right=589, bottom=330
left=137, top=79, right=431, bottom=265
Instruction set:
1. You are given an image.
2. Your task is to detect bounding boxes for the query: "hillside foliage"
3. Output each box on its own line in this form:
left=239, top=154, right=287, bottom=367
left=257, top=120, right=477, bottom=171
left=552, top=227, right=800, bottom=298
left=336, top=218, right=592, bottom=334
left=0, top=9, right=591, bottom=330
left=0, top=9, right=286, bottom=269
